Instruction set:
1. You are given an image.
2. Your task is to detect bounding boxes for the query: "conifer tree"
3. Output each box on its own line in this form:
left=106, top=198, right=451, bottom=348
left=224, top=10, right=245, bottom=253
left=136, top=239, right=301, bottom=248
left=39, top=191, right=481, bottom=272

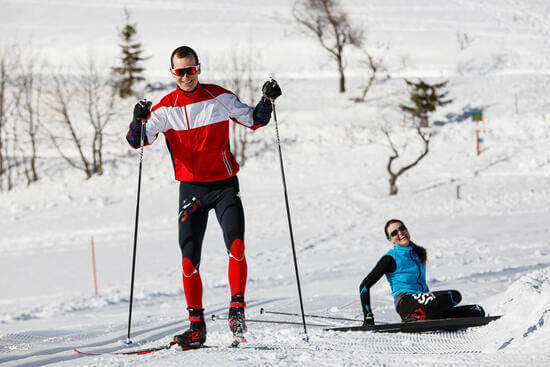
left=112, top=9, right=147, bottom=98
left=399, top=79, right=452, bottom=128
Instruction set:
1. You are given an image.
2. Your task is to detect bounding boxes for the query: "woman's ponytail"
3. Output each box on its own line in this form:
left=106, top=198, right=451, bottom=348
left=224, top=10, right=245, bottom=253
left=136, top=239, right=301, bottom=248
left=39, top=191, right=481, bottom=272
left=412, top=243, right=427, bottom=264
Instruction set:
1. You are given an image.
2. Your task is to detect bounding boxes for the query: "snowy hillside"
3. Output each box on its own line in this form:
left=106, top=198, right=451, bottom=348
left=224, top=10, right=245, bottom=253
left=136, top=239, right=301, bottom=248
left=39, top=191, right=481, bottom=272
left=1, top=0, right=550, bottom=366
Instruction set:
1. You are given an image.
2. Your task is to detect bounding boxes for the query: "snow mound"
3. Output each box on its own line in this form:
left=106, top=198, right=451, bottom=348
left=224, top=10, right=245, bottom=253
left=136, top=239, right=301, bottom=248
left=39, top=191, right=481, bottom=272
left=482, top=268, right=550, bottom=353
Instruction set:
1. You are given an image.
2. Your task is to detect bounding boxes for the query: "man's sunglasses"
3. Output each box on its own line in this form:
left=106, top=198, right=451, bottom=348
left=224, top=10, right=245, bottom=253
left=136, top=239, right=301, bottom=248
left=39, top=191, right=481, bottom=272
left=388, top=225, right=407, bottom=239
left=171, top=65, right=199, bottom=77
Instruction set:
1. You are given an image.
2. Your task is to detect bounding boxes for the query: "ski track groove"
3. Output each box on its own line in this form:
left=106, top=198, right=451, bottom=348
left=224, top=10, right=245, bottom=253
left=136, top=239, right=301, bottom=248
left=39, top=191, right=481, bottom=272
left=318, top=330, right=484, bottom=354
left=0, top=326, right=495, bottom=365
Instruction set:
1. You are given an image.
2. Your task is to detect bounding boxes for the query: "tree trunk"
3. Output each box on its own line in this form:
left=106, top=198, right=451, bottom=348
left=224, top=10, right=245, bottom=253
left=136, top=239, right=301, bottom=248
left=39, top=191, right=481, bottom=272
left=0, top=59, right=5, bottom=178
left=231, top=123, right=237, bottom=160
left=238, top=127, right=247, bottom=167
left=389, top=176, right=398, bottom=195
left=384, top=125, right=430, bottom=196
left=96, top=130, right=103, bottom=175
left=27, top=90, right=39, bottom=183
left=338, top=60, right=346, bottom=93
left=30, top=134, right=38, bottom=182
left=420, top=113, right=429, bottom=128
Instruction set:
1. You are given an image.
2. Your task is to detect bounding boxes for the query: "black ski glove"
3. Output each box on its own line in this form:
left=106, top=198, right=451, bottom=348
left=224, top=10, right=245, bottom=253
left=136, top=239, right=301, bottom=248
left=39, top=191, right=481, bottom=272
left=261, top=79, right=282, bottom=101
left=127, top=99, right=152, bottom=148
left=363, top=312, right=374, bottom=326
left=252, top=99, right=273, bottom=126
left=133, top=99, right=152, bottom=123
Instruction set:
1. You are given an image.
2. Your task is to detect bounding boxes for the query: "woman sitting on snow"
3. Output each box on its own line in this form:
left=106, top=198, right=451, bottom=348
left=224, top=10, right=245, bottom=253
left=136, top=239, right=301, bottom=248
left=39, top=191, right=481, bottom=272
left=359, top=219, right=485, bottom=326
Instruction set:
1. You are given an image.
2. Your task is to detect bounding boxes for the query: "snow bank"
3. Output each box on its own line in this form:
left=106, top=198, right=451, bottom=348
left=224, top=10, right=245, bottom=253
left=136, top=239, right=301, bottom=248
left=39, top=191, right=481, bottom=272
left=482, top=268, right=550, bottom=353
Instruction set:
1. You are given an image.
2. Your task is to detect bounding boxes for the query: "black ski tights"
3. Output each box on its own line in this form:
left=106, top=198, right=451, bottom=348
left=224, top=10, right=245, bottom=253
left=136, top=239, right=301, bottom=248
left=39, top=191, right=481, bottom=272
left=396, top=290, right=485, bottom=321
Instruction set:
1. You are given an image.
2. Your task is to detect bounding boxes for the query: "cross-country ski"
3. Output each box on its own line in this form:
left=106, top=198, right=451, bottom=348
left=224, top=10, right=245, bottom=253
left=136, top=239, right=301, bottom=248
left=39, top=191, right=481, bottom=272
left=73, top=341, right=219, bottom=356
left=73, top=341, right=178, bottom=356
left=325, top=316, right=502, bottom=333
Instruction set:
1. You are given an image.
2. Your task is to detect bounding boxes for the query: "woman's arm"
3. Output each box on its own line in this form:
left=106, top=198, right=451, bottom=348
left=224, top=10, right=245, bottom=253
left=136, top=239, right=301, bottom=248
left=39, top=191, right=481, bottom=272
left=359, top=255, right=396, bottom=321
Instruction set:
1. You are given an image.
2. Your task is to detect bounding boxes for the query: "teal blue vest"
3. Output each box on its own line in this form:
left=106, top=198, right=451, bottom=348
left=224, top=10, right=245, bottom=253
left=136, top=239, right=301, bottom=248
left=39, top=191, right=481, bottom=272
left=385, top=244, right=429, bottom=297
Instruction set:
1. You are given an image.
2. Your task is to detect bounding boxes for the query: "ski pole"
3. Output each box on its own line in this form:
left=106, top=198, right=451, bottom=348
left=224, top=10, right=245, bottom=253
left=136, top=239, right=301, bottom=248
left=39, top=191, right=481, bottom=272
left=260, top=308, right=389, bottom=325
left=260, top=308, right=359, bottom=322
left=212, top=314, right=329, bottom=327
left=126, top=113, right=147, bottom=345
left=270, top=98, right=309, bottom=341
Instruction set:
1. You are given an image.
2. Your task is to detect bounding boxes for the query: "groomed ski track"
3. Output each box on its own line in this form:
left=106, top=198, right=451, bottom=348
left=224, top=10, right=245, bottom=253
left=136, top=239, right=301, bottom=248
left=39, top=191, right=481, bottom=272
left=0, top=315, right=542, bottom=366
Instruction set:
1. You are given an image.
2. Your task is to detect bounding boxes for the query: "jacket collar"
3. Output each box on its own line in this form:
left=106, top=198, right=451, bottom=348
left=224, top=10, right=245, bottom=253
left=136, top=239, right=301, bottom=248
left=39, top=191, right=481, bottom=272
left=176, top=82, right=202, bottom=98
left=393, top=242, right=415, bottom=253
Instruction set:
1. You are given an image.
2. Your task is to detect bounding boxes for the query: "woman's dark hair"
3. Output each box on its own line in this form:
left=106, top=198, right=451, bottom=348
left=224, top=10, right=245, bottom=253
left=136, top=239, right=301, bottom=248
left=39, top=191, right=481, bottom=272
left=384, top=219, right=427, bottom=264
left=170, top=46, right=199, bottom=68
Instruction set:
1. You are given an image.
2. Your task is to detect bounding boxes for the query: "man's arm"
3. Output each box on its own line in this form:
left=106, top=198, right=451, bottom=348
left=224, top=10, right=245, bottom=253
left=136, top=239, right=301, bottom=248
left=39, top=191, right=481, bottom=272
left=359, top=255, right=396, bottom=325
left=227, top=79, right=282, bottom=129
left=251, top=79, right=282, bottom=126
left=126, top=99, right=167, bottom=148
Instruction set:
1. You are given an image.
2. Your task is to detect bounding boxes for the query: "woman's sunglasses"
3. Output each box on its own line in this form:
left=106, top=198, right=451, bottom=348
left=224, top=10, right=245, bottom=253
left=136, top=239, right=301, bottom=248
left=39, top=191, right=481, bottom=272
left=388, top=225, right=407, bottom=239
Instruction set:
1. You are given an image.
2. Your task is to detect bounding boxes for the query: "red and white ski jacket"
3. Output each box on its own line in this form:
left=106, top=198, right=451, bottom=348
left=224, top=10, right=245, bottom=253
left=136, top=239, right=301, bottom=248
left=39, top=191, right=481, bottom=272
left=132, top=83, right=265, bottom=182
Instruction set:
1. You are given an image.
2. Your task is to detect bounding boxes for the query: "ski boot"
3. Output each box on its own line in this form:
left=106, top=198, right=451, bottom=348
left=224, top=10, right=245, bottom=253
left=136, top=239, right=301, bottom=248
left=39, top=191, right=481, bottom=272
left=174, top=307, right=206, bottom=350
left=228, top=294, right=247, bottom=347
left=362, top=312, right=375, bottom=327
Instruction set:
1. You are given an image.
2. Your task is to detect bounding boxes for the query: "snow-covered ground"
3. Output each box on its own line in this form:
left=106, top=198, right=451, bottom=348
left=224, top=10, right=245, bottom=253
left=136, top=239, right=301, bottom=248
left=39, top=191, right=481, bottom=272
left=1, top=0, right=550, bottom=365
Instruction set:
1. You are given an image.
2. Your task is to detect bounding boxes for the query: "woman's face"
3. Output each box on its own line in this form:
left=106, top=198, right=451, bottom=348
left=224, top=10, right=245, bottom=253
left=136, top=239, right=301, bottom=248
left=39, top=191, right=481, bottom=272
left=386, top=222, right=410, bottom=247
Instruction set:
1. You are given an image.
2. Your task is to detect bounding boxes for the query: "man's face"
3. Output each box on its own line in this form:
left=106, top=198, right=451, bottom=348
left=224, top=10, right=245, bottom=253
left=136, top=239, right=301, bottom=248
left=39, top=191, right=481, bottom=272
left=171, top=55, right=200, bottom=92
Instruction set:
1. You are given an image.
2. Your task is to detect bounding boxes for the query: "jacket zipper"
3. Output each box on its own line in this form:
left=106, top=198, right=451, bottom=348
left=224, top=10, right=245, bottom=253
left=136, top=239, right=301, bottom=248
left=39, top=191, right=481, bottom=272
left=182, top=96, right=194, bottom=177
left=410, top=248, right=426, bottom=292
left=182, top=101, right=191, bottom=130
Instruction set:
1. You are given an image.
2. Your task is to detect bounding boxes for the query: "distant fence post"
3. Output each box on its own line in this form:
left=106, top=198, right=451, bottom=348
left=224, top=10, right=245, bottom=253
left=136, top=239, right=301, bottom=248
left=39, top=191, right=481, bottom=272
left=472, top=109, right=483, bottom=155
left=91, top=236, right=99, bottom=296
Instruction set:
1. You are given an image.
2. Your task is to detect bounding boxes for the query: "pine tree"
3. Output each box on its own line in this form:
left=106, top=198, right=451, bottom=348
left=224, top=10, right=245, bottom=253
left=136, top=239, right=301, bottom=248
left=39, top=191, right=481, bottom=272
left=399, top=79, right=452, bottom=127
left=112, top=9, right=147, bottom=98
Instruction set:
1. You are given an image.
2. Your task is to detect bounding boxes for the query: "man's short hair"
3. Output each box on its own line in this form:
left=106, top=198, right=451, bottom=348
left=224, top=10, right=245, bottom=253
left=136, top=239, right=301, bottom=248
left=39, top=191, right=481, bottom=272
left=170, top=46, right=199, bottom=68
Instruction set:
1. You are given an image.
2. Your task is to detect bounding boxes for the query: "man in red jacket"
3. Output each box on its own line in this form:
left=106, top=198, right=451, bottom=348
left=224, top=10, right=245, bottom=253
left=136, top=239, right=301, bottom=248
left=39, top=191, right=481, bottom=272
left=126, top=46, right=281, bottom=348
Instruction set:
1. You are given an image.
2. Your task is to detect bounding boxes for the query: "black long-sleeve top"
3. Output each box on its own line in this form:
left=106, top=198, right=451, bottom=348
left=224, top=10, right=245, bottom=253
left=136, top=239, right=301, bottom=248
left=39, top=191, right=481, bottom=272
left=359, top=255, right=396, bottom=315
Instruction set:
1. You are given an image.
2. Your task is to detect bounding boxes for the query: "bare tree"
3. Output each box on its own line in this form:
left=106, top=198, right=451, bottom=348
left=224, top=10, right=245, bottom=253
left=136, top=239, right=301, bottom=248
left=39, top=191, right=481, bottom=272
left=457, top=32, right=474, bottom=51
left=293, top=0, right=363, bottom=93
left=0, top=52, right=8, bottom=186
left=383, top=120, right=431, bottom=195
left=15, top=50, right=44, bottom=184
left=0, top=45, right=22, bottom=191
left=352, top=50, right=380, bottom=102
left=81, top=57, right=117, bottom=175
left=47, top=56, right=117, bottom=179
left=47, top=71, right=93, bottom=179
left=218, top=47, right=260, bottom=167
